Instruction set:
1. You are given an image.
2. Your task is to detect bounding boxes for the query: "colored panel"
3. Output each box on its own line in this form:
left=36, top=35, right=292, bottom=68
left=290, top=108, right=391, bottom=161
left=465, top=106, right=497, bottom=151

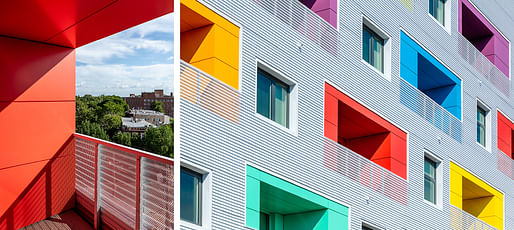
left=246, top=165, right=349, bottom=230
left=400, top=31, right=462, bottom=119
left=497, top=112, right=513, bottom=158
left=0, top=0, right=173, bottom=48
left=0, top=37, right=75, bottom=102
left=300, top=0, right=338, bottom=27
left=459, top=0, right=509, bottom=76
left=0, top=102, right=75, bottom=169
left=181, top=0, right=240, bottom=90
left=325, top=83, right=407, bottom=179
left=398, top=0, right=413, bottom=11
left=0, top=138, right=75, bottom=230
left=450, top=162, right=503, bottom=230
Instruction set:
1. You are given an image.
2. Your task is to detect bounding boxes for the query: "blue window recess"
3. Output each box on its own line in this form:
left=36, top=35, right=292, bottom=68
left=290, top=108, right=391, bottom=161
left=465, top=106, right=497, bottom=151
left=400, top=31, right=462, bottom=142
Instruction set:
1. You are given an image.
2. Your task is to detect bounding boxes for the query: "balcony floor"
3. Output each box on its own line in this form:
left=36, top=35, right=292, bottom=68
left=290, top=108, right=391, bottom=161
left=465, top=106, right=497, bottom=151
left=20, top=210, right=92, bottom=230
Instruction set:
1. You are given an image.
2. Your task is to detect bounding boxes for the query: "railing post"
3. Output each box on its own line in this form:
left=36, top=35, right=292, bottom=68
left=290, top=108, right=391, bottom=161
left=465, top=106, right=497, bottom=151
left=135, top=156, right=141, bottom=230
left=94, top=143, right=99, bottom=230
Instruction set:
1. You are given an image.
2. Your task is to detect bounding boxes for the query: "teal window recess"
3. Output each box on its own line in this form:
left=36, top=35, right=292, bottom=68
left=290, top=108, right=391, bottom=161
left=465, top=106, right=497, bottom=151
left=363, top=25, right=384, bottom=73
left=424, top=157, right=437, bottom=204
left=246, top=165, right=349, bottom=230
left=429, top=0, right=445, bottom=25
left=257, top=69, right=289, bottom=128
left=477, top=106, right=486, bottom=147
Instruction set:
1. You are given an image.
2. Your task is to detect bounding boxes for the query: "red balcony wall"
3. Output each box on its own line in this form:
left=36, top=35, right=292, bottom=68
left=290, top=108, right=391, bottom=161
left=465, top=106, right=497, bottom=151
left=325, top=83, right=407, bottom=179
left=0, top=37, right=76, bottom=230
left=497, top=111, right=513, bottom=158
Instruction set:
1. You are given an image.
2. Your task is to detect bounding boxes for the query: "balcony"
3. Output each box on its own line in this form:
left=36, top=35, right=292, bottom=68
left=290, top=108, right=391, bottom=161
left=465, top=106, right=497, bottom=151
left=253, top=0, right=338, bottom=56
left=450, top=205, right=497, bottom=230
left=457, top=33, right=510, bottom=97
left=400, top=78, right=462, bottom=142
left=323, top=137, right=408, bottom=205
left=180, top=60, right=240, bottom=124
left=497, top=150, right=514, bottom=179
left=20, top=134, right=175, bottom=229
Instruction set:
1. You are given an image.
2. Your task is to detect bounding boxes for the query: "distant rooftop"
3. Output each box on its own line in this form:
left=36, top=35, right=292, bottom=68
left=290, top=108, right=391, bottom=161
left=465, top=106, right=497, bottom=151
left=121, top=117, right=156, bottom=128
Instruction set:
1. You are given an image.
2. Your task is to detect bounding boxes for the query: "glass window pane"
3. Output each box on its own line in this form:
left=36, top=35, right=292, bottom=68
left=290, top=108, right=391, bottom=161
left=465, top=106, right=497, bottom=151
left=260, top=213, right=269, bottom=230
left=273, top=83, right=288, bottom=127
left=373, top=36, right=384, bottom=72
left=424, top=158, right=435, bottom=178
left=363, top=28, right=372, bottom=63
left=257, top=71, right=272, bottom=119
left=429, top=0, right=435, bottom=16
left=437, top=0, right=445, bottom=25
left=424, top=178, right=436, bottom=203
left=181, top=169, right=201, bottom=224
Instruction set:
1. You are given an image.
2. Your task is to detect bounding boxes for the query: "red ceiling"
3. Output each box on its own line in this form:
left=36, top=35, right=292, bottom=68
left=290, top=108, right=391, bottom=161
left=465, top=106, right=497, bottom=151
left=0, top=0, right=173, bottom=48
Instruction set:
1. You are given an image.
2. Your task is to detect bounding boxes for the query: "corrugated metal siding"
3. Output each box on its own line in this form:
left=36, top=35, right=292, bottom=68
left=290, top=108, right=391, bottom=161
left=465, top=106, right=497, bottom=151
left=181, top=0, right=514, bottom=229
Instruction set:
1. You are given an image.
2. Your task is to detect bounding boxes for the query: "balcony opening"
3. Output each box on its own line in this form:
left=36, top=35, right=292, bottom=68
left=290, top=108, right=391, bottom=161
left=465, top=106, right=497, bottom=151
left=459, top=0, right=509, bottom=77
left=181, top=0, right=240, bottom=90
left=299, top=0, right=338, bottom=28
left=417, top=54, right=459, bottom=118
left=325, top=83, right=407, bottom=179
left=246, top=165, right=349, bottom=230
left=450, top=162, right=503, bottom=229
left=400, top=31, right=462, bottom=120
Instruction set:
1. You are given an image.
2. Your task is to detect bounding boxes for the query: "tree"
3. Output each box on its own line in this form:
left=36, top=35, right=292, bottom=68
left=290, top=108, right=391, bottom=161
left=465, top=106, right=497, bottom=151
left=100, top=114, right=122, bottom=136
left=77, top=120, right=110, bottom=141
left=150, top=100, right=165, bottom=113
left=142, top=124, right=173, bottom=158
left=113, top=131, right=132, bottom=146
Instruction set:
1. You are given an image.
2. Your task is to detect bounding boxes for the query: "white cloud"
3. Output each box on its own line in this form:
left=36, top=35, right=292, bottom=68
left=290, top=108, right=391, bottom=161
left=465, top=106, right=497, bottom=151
left=76, top=13, right=174, bottom=65
left=76, top=64, right=174, bottom=96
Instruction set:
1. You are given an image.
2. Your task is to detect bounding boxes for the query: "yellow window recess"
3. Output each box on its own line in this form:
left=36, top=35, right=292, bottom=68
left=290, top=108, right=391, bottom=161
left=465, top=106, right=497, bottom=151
left=181, top=0, right=240, bottom=90
left=450, top=162, right=504, bottom=230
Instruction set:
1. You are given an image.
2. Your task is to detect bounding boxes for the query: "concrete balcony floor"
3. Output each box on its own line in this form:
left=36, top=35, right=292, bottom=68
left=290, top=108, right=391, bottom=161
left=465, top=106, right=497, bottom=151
left=20, top=210, right=92, bottom=230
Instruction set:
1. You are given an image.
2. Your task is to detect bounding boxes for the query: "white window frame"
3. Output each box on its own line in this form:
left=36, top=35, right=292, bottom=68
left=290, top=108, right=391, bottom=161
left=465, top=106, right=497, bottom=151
left=180, top=161, right=212, bottom=230
left=255, top=60, right=298, bottom=136
left=423, top=150, right=443, bottom=210
left=476, top=99, right=492, bottom=152
left=361, top=15, right=392, bottom=81
left=428, top=0, right=451, bottom=34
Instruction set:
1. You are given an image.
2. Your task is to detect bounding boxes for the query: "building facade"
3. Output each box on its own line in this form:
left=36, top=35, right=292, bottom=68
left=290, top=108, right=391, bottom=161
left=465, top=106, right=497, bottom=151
left=180, top=0, right=514, bottom=229
left=124, top=89, right=175, bottom=117
left=128, top=109, right=171, bottom=126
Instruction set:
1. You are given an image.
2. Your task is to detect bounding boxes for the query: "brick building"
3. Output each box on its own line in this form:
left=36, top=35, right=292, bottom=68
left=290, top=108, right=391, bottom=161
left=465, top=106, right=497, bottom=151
left=123, top=89, right=174, bottom=117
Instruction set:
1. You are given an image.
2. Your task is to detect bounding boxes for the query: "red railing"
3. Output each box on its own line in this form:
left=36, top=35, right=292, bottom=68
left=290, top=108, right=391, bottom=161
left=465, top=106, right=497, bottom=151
left=74, top=133, right=174, bottom=230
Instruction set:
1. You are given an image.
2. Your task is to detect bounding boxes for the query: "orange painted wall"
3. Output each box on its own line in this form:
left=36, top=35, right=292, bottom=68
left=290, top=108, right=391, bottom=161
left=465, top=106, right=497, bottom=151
left=0, top=36, right=76, bottom=229
left=497, top=111, right=513, bottom=158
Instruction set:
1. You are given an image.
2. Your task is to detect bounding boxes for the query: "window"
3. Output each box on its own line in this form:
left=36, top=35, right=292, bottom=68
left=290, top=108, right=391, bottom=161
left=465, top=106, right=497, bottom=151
left=423, top=151, right=442, bottom=208
left=424, top=157, right=437, bottom=204
left=181, top=168, right=202, bottom=225
left=257, top=69, right=289, bottom=128
left=363, top=25, right=384, bottom=73
left=429, top=0, right=445, bottom=25
left=477, top=106, right=486, bottom=146
left=362, top=222, right=381, bottom=230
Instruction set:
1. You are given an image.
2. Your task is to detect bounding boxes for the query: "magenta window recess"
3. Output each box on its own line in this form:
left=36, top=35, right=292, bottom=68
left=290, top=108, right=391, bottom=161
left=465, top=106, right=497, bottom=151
left=459, top=0, right=510, bottom=77
left=300, top=0, right=338, bottom=28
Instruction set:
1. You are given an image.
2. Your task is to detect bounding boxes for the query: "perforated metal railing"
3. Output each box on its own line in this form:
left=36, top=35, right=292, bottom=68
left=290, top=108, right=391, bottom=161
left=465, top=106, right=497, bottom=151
left=74, top=133, right=174, bottom=230
left=450, top=205, right=497, bottom=230
left=253, top=0, right=338, bottom=56
left=181, top=60, right=240, bottom=124
left=399, top=78, right=462, bottom=142
left=497, top=150, right=514, bottom=179
left=323, top=137, right=408, bottom=205
left=457, top=33, right=510, bottom=97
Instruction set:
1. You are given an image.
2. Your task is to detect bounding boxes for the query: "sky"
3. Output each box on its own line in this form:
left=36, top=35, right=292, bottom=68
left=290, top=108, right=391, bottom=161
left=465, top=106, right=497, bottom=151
left=76, top=13, right=174, bottom=97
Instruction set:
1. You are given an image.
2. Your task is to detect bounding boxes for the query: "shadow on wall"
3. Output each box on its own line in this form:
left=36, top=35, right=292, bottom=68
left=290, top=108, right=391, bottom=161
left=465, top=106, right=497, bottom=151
left=0, top=136, right=76, bottom=230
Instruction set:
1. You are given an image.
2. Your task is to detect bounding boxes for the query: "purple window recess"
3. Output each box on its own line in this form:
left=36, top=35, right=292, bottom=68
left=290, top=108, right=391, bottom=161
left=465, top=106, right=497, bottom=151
left=459, top=0, right=510, bottom=77
left=300, top=0, right=338, bottom=28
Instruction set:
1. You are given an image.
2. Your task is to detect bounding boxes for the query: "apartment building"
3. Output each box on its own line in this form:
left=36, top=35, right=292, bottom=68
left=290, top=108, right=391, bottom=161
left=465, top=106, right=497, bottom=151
left=179, top=0, right=514, bottom=229
left=124, top=89, right=175, bottom=117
